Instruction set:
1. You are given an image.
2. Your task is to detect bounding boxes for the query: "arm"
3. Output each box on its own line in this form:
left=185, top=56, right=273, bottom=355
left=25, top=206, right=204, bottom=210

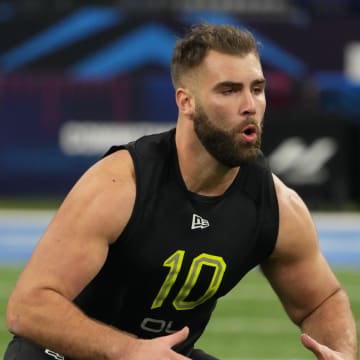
left=6, top=150, right=189, bottom=360
left=261, top=175, right=358, bottom=360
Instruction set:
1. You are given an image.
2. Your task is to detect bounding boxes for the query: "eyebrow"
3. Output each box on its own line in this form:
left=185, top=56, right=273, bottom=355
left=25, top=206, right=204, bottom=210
left=213, top=79, right=266, bottom=90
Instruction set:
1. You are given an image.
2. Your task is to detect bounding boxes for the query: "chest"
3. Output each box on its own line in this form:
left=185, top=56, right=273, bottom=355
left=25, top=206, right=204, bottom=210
left=120, top=180, right=261, bottom=306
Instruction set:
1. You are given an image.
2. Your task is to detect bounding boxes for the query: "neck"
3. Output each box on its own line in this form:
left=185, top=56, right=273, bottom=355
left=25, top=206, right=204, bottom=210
left=175, top=122, right=240, bottom=196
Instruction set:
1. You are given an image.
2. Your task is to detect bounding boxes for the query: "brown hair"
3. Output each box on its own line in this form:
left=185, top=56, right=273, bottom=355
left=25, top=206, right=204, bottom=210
left=171, top=23, right=260, bottom=88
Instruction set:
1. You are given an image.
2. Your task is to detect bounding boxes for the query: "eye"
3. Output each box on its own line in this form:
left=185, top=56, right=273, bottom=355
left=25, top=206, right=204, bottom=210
left=252, top=86, right=264, bottom=95
left=222, top=88, right=237, bottom=95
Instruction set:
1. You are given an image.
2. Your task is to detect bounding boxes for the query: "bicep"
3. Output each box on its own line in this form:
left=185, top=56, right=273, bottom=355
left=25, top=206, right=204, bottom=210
left=261, top=178, right=340, bottom=325
left=14, top=151, right=135, bottom=301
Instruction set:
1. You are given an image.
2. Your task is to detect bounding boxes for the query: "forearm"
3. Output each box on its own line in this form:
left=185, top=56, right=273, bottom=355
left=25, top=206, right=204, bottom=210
left=7, top=288, right=136, bottom=360
left=300, top=288, right=358, bottom=360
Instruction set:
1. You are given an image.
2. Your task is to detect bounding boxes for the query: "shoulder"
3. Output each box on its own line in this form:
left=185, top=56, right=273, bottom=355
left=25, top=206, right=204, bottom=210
left=97, top=147, right=135, bottom=180
left=62, top=149, right=136, bottom=245
left=79, top=148, right=135, bottom=198
left=271, top=174, right=319, bottom=260
left=272, top=174, right=304, bottom=214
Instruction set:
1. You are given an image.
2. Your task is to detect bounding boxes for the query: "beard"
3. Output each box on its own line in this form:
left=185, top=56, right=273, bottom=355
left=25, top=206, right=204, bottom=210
left=193, top=103, right=262, bottom=168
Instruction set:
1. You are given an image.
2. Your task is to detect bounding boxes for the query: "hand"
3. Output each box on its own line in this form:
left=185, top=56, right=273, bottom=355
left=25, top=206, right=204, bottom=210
left=301, top=333, right=346, bottom=360
left=124, top=327, right=190, bottom=360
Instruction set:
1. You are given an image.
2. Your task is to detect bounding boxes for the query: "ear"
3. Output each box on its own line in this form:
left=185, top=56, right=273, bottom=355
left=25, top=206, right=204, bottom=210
left=175, top=88, right=194, bottom=116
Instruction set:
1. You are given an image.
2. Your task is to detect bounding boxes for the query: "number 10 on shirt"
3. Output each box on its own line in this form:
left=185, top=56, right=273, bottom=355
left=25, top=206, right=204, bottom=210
left=151, top=250, right=227, bottom=311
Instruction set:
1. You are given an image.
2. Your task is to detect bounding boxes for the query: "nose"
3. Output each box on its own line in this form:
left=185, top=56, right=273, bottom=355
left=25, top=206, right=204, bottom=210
left=240, top=90, right=256, bottom=115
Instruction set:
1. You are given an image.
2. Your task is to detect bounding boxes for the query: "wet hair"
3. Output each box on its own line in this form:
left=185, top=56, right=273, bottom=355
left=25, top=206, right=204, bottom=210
left=171, top=23, right=260, bottom=89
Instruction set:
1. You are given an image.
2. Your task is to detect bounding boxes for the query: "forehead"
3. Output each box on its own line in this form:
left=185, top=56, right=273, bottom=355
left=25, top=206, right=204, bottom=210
left=199, top=50, right=264, bottom=84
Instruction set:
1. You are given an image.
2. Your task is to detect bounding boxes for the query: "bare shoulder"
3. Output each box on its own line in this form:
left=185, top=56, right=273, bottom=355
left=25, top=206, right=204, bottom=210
left=271, top=174, right=319, bottom=260
left=59, top=148, right=136, bottom=244
left=273, top=174, right=309, bottom=217
left=84, top=148, right=135, bottom=188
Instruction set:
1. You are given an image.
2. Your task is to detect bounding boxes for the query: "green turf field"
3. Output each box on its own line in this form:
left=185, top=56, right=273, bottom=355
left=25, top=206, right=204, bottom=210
left=1, top=267, right=22, bottom=358
left=1, top=267, right=359, bottom=359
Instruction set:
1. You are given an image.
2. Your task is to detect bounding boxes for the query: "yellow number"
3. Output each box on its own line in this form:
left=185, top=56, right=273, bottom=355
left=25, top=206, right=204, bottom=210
left=151, top=250, right=185, bottom=309
left=152, top=251, right=226, bottom=311
left=174, top=254, right=226, bottom=310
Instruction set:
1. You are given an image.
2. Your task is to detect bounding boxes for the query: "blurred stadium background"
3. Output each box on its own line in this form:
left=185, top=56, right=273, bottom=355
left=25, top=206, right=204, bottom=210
left=0, top=0, right=359, bottom=358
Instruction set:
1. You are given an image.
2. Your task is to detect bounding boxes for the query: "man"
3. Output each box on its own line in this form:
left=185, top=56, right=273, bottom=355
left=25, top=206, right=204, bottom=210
left=5, top=24, right=358, bottom=360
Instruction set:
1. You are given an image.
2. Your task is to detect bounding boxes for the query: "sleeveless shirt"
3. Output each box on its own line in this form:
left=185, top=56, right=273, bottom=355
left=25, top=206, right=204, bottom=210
left=74, top=128, right=279, bottom=355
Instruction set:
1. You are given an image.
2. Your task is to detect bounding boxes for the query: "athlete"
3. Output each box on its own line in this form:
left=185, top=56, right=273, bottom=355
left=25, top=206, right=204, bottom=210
left=5, top=24, right=358, bottom=360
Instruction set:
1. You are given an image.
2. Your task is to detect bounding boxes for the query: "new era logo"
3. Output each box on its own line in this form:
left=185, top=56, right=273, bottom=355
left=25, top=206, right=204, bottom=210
left=44, top=349, right=65, bottom=360
left=191, top=214, right=210, bottom=229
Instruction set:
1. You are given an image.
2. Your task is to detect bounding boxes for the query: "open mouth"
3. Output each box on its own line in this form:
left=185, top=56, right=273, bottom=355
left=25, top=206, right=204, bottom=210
left=241, top=125, right=257, bottom=142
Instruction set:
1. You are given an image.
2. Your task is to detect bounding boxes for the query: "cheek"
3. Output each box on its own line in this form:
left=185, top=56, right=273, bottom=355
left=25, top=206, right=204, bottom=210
left=258, top=95, right=267, bottom=112
left=210, top=106, right=232, bottom=125
left=208, top=98, right=235, bottom=117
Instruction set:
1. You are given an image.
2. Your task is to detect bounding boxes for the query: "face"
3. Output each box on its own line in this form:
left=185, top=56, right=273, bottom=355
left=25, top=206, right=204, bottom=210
left=191, top=50, right=266, bottom=167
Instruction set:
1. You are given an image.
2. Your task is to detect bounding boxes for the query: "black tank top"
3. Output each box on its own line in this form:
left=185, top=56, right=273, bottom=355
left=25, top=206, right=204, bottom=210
left=74, top=129, right=279, bottom=355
